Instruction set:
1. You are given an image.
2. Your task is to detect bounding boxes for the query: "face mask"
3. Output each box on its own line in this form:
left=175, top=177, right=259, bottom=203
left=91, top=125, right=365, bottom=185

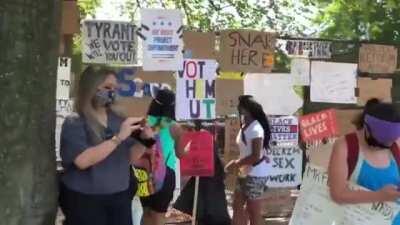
left=364, top=114, right=400, bottom=148
left=94, top=90, right=116, bottom=107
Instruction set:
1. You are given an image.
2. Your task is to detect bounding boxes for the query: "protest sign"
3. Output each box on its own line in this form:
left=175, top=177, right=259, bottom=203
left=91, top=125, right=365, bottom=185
left=285, top=40, right=331, bottom=59
left=245, top=73, right=303, bottom=115
left=140, top=9, right=183, bottom=71
left=299, top=109, right=338, bottom=142
left=358, top=77, right=392, bottom=105
left=180, top=131, right=214, bottom=177
left=224, top=117, right=241, bottom=159
left=219, top=30, right=276, bottom=73
left=176, top=59, right=217, bottom=121
left=61, top=0, right=79, bottom=35
left=310, top=61, right=357, bottom=104
left=269, top=116, right=299, bottom=147
left=265, top=147, right=303, bottom=188
left=290, top=164, right=400, bottom=225
left=114, top=67, right=175, bottom=117
left=336, top=109, right=362, bottom=136
left=82, top=20, right=138, bottom=64
left=56, top=57, right=71, bottom=99
left=216, top=79, right=243, bottom=116
left=183, top=31, right=216, bottom=59
left=290, top=58, right=310, bottom=86
left=359, top=44, right=398, bottom=74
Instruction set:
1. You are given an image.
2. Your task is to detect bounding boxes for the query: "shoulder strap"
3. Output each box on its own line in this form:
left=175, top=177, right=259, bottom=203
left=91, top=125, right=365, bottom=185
left=390, top=143, right=400, bottom=168
left=346, top=133, right=360, bottom=179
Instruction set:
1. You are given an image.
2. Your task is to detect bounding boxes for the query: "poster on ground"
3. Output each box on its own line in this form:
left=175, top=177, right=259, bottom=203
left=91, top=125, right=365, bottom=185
left=179, top=131, right=214, bottom=177
left=82, top=20, right=138, bottom=64
left=269, top=116, right=299, bottom=147
left=310, top=61, right=357, bottom=104
left=266, top=147, right=303, bottom=188
left=140, top=9, right=183, bottom=71
left=244, top=73, right=303, bottom=115
left=290, top=164, right=400, bottom=225
left=219, top=29, right=276, bottom=73
left=176, top=59, right=217, bottom=121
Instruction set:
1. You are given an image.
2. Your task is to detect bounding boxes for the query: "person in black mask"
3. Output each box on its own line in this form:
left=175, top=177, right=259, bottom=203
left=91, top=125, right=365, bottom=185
left=328, top=99, right=400, bottom=224
left=59, top=66, right=154, bottom=225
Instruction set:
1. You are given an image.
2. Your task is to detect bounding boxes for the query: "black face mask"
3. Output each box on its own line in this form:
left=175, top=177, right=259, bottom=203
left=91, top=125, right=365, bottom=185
left=93, top=90, right=116, bottom=107
left=364, top=124, right=389, bottom=149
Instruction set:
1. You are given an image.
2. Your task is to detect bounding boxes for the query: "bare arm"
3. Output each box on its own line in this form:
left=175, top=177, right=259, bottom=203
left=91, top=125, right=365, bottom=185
left=328, top=137, right=400, bottom=204
left=236, top=137, right=263, bottom=167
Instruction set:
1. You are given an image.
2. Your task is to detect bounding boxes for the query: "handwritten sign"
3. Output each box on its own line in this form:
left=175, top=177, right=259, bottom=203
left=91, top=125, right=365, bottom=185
left=290, top=58, right=310, bottom=86
left=82, top=20, right=138, bottom=64
left=176, top=59, right=217, bottom=121
left=180, top=131, right=214, bottom=177
left=183, top=31, right=216, bottom=59
left=285, top=40, right=331, bottom=59
left=140, top=9, right=183, bottom=71
left=266, top=147, right=303, bottom=188
left=269, top=116, right=299, bottom=147
left=224, top=117, right=241, bottom=157
left=358, top=77, right=392, bottom=105
left=299, top=109, right=338, bottom=142
left=359, top=44, right=398, bottom=74
left=310, top=61, right=357, bottom=104
left=290, top=164, right=400, bottom=225
left=219, top=30, right=276, bottom=73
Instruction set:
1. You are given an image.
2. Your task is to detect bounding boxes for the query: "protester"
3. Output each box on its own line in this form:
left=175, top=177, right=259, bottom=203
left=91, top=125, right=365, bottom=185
left=328, top=99, right=400, bottom=223
left=135, top=89, right=186, bottom=225
left=59, top=66, right=155, bottom=225
left=225, top=95, right=271, bottom=225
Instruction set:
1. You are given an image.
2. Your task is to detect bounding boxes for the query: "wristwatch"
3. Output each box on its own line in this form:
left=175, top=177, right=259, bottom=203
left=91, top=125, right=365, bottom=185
left=111, top=135, right=122, bottom=145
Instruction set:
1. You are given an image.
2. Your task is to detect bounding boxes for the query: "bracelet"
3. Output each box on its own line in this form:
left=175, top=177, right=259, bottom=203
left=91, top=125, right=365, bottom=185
left=110, top=135, right=122, bottom=145
left=136, top=137, right=156, bottom=148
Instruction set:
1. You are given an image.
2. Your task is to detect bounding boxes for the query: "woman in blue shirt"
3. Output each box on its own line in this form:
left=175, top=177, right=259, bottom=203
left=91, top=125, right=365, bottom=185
left=59, top=66, right=154, bottom=225
left=329, top=99, right=400, bottom=224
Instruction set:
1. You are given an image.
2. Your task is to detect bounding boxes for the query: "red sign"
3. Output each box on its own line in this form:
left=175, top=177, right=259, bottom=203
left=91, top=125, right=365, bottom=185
left=299, top=109, right=338, bottom=142
left=179, top=131, right=214, bottom=177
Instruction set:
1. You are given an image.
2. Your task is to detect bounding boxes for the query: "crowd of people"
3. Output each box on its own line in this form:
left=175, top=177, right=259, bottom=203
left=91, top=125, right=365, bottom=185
left=58, top=66, right=400, bottom=225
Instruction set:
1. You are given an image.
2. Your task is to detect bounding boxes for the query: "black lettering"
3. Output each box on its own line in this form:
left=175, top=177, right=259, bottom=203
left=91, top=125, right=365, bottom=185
left=59, top=57, right=68, bottom=67
left=186, top=80, right=196, bottom=98
left=205, top=80, right=215, bottom=98
left=190, top=100, right=200, bottom=118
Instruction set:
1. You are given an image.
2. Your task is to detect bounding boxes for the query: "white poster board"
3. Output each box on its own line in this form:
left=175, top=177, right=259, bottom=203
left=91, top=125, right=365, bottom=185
left=82, top=20, right=138, bottom=64
left=290, top=164, right=400, bottom=225
left=310, top=61, right=357, bottom=104
left=140, top=9, right=184, bottom=71
left=176, top=59, right=217, bottom=121
left=265, top=147, right=303, bottom=188
left=244, top=73, right=303, bottom=115
left=290, top=58, right=310, bottom=86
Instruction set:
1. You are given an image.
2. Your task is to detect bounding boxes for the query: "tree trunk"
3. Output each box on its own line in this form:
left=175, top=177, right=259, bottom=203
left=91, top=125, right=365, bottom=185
left=0, top=1, right=60, bottom=225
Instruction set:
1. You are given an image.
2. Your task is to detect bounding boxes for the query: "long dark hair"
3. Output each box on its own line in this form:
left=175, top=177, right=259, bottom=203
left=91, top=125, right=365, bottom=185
left=238, top=95, right=271, bottom=150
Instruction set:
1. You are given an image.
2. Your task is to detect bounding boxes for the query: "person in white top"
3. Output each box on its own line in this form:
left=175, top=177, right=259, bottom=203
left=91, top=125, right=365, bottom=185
left=225, top=95, right=271, bottom=225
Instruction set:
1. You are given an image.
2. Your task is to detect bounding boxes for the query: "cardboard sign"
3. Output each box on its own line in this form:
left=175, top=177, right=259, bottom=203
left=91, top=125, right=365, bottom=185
left=359, top=44, right=398, bottom=74
left=285, top=40, right=331, bottom=58
left=179, top=131, right=214, bottom=177
left=176, top=59, right=217, bottom=121
left=265, top=147, right=303, bottom=188
left=269, top=116, right=299, bottom=147
left=310, top=61, right=357, bottom=104
left=358, top=77, right=392, bottom=105
left=219, top=29, right=276, bottom=73
left=336, top=109, right=361, bottom=136
left=82, top=20, right=138, bottom=64
left=224, top=117, right=241, bottom=158
left=61, top=0, right=80, bottom=35
left=299, top=109, right=338, bottom=142
left=290, top=164, right=400, bottom=225
left=140, top=9, right=184, bottom=71
left=216, top=79, right=243, bottom=116
left=114, top=67, right=175, bottom=117
left=183, top=31, right=216, bottom=59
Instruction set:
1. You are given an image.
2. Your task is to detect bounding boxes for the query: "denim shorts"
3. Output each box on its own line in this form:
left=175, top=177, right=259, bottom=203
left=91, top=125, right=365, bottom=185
left=236, top=176, right=268, bottom=200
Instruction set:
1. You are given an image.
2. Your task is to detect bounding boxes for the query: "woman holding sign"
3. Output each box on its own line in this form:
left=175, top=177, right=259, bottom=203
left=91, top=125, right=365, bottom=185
left=329, top=99, right=400, bottom=224
left=225, top=95, right=271, bottom=225
left=134, top=89, right=187, bottom=225
left=59, top=66, right=155, bottom=225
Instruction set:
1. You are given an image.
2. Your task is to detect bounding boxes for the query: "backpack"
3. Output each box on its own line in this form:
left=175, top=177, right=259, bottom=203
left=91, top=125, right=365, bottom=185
left=345, top=133, right=400, bottom=179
